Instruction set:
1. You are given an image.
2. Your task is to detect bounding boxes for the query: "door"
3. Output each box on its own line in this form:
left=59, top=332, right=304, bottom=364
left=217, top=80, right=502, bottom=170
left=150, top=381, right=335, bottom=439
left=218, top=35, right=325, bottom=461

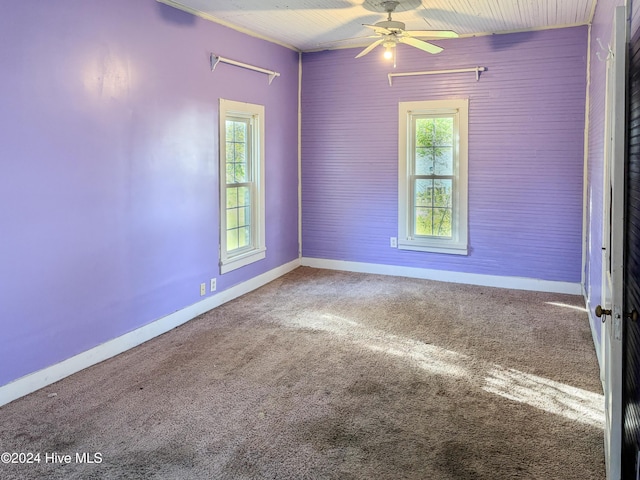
left=599, top=6, right=626, bottom=480
left=623, top=15, right=640, bottom=479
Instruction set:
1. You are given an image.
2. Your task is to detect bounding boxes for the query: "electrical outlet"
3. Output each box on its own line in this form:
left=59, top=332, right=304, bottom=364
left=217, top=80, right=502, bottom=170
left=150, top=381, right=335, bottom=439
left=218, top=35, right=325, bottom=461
left=210, top=278, right=217, bottom=292
left=390, top=237, right=397, bottom=248
left=200, top=283, right=206, bottom=296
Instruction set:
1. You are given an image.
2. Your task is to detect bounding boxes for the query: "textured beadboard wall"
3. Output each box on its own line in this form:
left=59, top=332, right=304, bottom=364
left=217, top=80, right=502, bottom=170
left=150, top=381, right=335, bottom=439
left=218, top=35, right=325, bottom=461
left=301, top=26, right=587, bottom=282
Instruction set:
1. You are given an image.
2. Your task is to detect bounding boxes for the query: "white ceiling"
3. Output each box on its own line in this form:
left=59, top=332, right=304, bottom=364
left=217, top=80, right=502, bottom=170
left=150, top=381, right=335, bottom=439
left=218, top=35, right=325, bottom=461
left=157, top=0, right=597, bottom=51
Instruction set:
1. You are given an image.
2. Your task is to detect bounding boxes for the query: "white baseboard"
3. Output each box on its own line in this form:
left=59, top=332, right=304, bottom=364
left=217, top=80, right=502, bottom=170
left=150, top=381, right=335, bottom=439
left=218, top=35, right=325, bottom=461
left=0, top=258, right=301, bottom=407
left=301, top=257, right=582, bottom=295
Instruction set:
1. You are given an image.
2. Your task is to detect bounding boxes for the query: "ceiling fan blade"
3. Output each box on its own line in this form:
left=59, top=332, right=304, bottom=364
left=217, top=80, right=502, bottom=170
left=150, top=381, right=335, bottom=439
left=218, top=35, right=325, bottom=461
left=403, top=30, right=459, bottom=38
left=355, top=38, right=385, bottom=58
left=400, top=37, right=443, bottom=54
left=363, top=24, right=393, bottom=35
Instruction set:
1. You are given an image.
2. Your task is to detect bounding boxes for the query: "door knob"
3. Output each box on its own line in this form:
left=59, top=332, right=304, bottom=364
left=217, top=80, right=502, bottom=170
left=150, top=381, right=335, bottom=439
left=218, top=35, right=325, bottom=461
left=595, top=305, right=612, bottom=318
left=595, top=305, right=639, bottom=322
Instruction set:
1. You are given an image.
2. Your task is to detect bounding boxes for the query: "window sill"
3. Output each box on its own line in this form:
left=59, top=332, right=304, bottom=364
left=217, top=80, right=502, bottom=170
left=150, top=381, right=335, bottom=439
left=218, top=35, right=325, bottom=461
left=398, top=241, right=468, bottom=256
left=220, top=248, right=266, bottom=274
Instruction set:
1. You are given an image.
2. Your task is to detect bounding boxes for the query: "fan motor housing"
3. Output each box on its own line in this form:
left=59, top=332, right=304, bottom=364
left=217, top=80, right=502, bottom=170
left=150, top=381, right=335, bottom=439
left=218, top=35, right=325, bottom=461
left=375, top=20, right=406, bottom=31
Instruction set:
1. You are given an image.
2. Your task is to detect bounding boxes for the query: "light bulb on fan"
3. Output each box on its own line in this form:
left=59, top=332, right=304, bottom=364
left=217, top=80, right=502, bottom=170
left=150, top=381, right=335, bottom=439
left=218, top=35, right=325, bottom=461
left=382, top=40, right=397, bottom=68
left=382, top=40, right=396, bottom=61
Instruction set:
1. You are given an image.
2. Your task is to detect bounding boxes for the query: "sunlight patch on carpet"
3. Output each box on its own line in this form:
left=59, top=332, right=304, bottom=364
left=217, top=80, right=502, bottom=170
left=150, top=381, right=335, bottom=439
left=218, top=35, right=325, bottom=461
left=545, top=301, right=588, bottom=313
left=282, top=310, right=604, bottom=428
left=285, top=312, right=470, bottom=378
left=483, top=366, right=604, bottom=427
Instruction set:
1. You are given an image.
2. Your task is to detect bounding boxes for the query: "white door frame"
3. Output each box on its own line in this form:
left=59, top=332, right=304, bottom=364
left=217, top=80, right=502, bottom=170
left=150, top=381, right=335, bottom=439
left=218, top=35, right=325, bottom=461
left=601, top=6, right=626, bottom=479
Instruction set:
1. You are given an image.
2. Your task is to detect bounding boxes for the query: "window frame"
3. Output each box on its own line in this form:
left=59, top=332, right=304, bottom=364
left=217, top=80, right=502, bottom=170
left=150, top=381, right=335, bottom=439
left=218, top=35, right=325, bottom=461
left=219, top=98, right=266, bottom=274
left=398, top=99, right=469, bottom=255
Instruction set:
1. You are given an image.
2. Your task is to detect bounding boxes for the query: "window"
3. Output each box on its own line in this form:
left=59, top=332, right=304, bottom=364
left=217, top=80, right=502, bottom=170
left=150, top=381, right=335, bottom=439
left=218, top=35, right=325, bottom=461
left=219, top=99, right=265, bottom=273
left=398, top=99, right=468, bottom=255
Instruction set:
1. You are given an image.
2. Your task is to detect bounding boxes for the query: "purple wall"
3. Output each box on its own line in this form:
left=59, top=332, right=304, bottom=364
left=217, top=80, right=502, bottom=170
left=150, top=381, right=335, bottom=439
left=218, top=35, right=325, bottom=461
left=584, top=0, right=625, bottom=347
left=302, top=27, right=587, bottom=282
left=0, top=1, right=299, bottom=387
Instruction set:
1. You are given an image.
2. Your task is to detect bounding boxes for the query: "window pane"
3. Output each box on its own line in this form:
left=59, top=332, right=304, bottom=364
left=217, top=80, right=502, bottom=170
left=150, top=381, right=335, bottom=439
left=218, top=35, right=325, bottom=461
left=226, top=187, right=238, bottom=208
left=415, top=179, right=433, bottom=207
left=233, top=160, right=247, bottom=183
left=234, top=121, right=246, bottom=142
left=415, top=148, right=434, bottom=175
left=434, top=118, right=453, bottom=146
left=433, top=208, right=452, bottom=237
left=239, top=226, right=251, bottom=249
left=238, top=206, right=250, bottom=228
left=226, top=142, right=235, bottom=163
left=237, top=186, right=250, bottom=207
left=233, top=142, right=246, bottom=164
left=415, top=207, right=452, bottom=238
left=227, top=228, right=238, bottom=251
left=416, top=118, right=434, bottom=147
left=227, top=208, right=238, bottom=229
left=433, top=179, right=452, bottom=207
left=226, top=163, right=235, bottom=184
left=434, top=147, right=453, bottom=175
left=225, top=120, right=235, bottom=142
left=415, top=207, right=433, bottom=236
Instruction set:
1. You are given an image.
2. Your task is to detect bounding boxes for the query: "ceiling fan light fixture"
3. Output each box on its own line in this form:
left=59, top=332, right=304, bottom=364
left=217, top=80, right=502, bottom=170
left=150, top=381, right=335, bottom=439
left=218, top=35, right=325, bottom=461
left=383, top=40, right=396, bottom=59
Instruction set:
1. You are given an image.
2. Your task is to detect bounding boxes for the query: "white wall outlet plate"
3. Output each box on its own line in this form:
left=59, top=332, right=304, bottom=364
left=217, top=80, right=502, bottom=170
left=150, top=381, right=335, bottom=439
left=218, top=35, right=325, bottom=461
left=390, top=237, right=397, bottom=248
left=200, top=283, right=206, bottom=296
left=210, top=278, right=217, bottom=292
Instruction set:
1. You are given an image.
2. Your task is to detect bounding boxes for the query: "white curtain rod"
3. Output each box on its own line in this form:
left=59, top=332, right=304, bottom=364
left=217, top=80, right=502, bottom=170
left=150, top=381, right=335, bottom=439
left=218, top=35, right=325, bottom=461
left=210, top=54, right=280, bottom=84
left=388, top=66, right=486, bottom=86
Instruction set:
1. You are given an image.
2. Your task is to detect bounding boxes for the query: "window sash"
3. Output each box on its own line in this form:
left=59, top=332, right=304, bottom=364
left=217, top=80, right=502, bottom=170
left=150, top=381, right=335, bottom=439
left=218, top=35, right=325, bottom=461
left=225, top=182, right=254, bottom=255
left=410, top=175, right=455, bottom=239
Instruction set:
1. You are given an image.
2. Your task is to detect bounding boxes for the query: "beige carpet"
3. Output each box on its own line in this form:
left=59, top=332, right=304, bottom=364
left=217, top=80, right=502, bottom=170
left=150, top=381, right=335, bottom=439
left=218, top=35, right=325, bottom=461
left=0, top=267, right=604, bottom=479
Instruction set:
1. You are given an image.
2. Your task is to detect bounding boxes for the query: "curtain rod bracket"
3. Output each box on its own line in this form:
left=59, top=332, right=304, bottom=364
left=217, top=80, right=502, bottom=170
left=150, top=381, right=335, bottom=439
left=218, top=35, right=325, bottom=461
left=211, top=54, right=221, bottom=72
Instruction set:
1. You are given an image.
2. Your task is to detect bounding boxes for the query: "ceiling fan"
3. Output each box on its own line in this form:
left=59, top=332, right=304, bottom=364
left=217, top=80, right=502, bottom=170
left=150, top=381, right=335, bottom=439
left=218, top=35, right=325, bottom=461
left=355, top=0, right=458, bottom=65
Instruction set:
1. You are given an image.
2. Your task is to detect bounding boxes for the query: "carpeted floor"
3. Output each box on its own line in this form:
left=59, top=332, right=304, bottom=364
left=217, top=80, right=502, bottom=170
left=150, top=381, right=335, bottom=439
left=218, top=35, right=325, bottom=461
left=0, top=267, right=605, bottom=479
